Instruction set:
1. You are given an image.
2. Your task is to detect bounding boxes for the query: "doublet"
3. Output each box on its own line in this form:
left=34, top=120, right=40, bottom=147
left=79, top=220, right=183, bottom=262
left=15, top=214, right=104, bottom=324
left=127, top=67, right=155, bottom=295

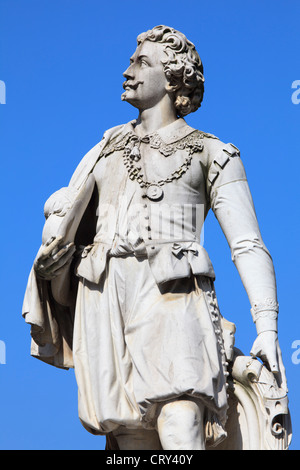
left=74, top=118, right=275, bottom=306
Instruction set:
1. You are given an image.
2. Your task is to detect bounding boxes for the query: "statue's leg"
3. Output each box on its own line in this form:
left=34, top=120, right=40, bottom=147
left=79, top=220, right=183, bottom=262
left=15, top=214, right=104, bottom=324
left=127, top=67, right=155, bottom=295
left=112, top=426, right=162, bottom=450
left=156, top=398, right=205, bottom=450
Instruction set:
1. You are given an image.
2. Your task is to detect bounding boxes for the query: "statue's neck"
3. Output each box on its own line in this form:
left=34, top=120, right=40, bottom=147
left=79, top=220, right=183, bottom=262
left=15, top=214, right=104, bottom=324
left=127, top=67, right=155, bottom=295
left=134, top=96, right=178, bottom=136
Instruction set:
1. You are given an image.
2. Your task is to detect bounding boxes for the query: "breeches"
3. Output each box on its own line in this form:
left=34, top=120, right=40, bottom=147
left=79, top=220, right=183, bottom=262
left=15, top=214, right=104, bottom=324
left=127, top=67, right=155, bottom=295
left=73, top=254, right=228, bottom=438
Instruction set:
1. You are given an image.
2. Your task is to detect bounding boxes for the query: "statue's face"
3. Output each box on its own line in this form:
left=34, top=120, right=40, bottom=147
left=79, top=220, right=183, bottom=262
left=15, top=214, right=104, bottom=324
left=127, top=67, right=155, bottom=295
left=122, top=40, right=169, bottom=110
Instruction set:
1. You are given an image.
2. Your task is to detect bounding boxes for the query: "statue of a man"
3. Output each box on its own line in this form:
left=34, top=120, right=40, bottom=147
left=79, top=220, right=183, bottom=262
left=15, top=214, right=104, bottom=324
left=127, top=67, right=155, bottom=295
left=23, top=25, right=287, bottom=450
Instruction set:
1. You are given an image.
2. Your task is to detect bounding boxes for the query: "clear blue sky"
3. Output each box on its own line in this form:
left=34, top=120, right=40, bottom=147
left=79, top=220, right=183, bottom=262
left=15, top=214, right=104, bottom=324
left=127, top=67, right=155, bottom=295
left=0, top=0, right=299, bottom=450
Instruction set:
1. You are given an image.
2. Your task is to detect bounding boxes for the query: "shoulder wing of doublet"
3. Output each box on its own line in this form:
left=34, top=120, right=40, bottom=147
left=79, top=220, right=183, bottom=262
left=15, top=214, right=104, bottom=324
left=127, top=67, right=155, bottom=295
left=204, top=136, right=241, bottom=186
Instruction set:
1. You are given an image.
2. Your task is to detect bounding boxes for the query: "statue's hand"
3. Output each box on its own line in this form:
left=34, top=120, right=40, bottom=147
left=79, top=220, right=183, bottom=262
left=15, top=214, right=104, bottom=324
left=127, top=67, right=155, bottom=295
left=250, top=331, right=287, bottom=392
left=34, top=236, right=76, bottom=281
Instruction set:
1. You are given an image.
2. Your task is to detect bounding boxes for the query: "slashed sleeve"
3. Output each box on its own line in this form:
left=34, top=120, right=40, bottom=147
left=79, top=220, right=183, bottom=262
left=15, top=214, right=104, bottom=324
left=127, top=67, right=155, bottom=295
left=206, top=141, right=278, bottom=333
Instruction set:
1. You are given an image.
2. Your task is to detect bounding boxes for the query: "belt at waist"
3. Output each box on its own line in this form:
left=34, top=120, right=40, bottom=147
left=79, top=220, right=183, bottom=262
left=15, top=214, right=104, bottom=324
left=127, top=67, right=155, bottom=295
left=109, top=236, right=147, bottom=258
left=76, top=239, right=215, bottom=285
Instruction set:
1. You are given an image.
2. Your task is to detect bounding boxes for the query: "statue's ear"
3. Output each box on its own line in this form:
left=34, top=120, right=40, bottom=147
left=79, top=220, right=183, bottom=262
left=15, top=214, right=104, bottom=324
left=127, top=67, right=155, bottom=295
left=165, top=82, right=181, bottom=93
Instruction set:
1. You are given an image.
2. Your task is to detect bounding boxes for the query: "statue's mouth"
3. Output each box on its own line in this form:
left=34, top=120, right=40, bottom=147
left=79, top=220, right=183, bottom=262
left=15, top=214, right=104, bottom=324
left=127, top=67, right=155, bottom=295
left=122, top=81, right=144, bottom=91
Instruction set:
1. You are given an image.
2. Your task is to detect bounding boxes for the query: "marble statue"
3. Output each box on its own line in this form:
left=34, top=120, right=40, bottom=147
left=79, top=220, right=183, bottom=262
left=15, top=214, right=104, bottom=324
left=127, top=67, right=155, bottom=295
left=23, top=25, right=291, bottom=450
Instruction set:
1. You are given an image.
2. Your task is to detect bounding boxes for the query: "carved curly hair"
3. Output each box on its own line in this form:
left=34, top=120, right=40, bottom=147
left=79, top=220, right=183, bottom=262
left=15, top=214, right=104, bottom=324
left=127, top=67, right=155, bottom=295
left=137, top=25, right=205, bottom=117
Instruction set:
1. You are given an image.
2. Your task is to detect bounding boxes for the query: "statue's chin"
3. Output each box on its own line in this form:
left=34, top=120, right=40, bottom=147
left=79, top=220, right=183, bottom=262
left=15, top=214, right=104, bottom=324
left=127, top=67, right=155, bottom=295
left=121, top=90, right=133, bottom=102
left=121, top=93, right=139, bottom=110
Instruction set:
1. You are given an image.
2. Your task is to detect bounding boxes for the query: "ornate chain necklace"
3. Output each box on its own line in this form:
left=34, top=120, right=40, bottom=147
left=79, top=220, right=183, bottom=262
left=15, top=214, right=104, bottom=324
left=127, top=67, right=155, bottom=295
left=100, top=128, right=206, bottom=200
left=118, top=130, right=204, bottom=200
left=123, top=145, right=193, bottom=200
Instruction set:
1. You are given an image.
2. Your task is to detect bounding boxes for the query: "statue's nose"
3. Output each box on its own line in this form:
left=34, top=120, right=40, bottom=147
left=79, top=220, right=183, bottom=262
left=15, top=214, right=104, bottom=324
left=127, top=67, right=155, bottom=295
left=123, top=64, right=134, bottom=80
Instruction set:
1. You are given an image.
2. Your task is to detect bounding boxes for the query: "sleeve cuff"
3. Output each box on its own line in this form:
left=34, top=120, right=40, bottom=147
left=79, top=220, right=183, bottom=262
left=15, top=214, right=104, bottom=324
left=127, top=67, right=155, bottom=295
left=255, top=315, right=278, bottom=335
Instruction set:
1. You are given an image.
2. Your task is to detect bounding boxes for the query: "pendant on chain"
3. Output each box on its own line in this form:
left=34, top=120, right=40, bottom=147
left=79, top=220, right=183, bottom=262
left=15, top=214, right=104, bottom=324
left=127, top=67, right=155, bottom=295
left=144, top=184, right=164, bottom=201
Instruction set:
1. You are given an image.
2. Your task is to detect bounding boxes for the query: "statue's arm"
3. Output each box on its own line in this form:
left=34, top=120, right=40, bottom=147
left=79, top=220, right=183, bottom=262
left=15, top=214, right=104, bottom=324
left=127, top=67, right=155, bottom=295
left=206, top=142, right=286, bottom=390
left=32, top=128, right=118, bottom=302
